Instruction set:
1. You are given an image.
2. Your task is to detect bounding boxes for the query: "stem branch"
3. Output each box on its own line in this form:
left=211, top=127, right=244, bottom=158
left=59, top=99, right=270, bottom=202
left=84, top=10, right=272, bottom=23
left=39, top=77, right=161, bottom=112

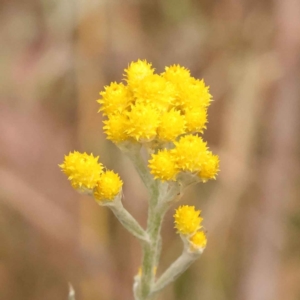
left=101, top=197, right=149, bottom=243
left=151, top=250, right=201, bottom=295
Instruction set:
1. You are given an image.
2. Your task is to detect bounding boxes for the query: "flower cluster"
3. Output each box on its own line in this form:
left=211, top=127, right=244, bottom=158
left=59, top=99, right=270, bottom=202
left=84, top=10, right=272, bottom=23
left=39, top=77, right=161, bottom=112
left=174, top=205, right=207, bottom=251
left=60, top=151, right=123, bottom=202
left=149, top=134, right=219, bottom=182
left=98, top=60, right=219, bottom=183
left=98, top=60, right=210, bottom=143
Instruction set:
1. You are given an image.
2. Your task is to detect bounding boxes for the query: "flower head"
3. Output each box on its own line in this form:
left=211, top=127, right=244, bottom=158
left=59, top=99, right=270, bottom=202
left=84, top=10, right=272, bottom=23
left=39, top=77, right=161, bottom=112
left=173, top=135, right=208, bottom=172
left=162, top=65, right=191, bottom=84
left=126, top=103, right=160, bottom=142
left=103, top=114, right=129, bottom=143
left=174, top=205, right=203, bottom=235
left=198, top=152, right=220, bottom=182
left=94, top=170, right=123, bottom=201
left=148, top=149, right=179, bottom=181
left=162, top=65, right=192, bottom=110
left=184, top=107, right=207, bottom=133
left=182, top=79, right=212, bottom=110
left=59, top=151, right=103, bottom=190
left=134, top=74, right=176, bottom=111
left=157, top=109, right=186, bottom=142
left=190, top=231, right=207, bottom=251
left=124, top=60, right=154, bottom=91
left=98, top=82, right=131, bottom=116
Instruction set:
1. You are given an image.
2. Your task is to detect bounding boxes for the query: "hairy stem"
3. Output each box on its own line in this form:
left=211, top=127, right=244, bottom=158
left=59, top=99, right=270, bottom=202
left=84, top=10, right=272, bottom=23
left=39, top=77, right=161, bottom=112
left=124, top=146, right=184, bottom=300
left=138, top=185, right=161, bottom=299
left=121, top=143, right=154, bottom=191
left=137, top=183, right=176, bottom=300
left=151, top=250, right=201, bottom=295
left=99, top=196, right=149, bottom=243
left=109, top=201, right=149, bottom=243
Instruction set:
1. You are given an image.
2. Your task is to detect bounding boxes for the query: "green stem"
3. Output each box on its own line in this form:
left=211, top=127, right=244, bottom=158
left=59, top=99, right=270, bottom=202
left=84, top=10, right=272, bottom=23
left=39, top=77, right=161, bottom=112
left=151, top=249, right=201, bottom=296
left=138, top=184, right=174, bottom=300
left=135, top=180, right=183, bottom=300
left=121, top=144, right=184, bottom=300
left=120, top=143, right=154, bottom=191
left=139, top=203, right=165, bottom=299
left=138, top=185, right=163, bottom=300
left=98, top=195, right=149, bottom=243
left=109, top=200, right=149, bottom=243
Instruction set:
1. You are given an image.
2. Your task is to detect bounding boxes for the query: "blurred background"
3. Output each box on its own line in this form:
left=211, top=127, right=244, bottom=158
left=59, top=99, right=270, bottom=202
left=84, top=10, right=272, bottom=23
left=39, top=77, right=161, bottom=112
left=1, top=0, right=300, bottom=299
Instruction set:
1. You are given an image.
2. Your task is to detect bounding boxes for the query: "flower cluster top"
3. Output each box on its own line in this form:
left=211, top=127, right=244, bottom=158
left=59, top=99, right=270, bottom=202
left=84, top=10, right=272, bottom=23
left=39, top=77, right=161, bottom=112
left=98, top=60, right=219, bottom=183
left=99, top=60, right=210, bottom=143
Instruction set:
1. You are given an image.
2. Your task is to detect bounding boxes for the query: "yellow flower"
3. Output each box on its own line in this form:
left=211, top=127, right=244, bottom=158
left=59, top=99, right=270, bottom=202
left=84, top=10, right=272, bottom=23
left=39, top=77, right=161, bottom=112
left=134, top=74, right=176, bottom=111
left=97, top=61, right=219, bottom=180
left=148, top=149, right=179, bottom=181
left=162, top=65, right=191, bottom=84
left=126, top=103, right=160, bottom=142
left=190, top=231, right=207, bottom=250
left=198, top=152, right=220, bottom=182
left=184, top=107, right=207, bottom=133
left=59, top=151, right=103, bottom=190
left=98, top=82, right=131, bottom=116
left=94, top=170, right=123, bottom=201
left=173, top=134, right=208, bottom=172
left=174, top=205, right=203, bottom=235
left=182, top=79, right=212, bottom=110
left=103, top=114, right=129, bottom=143
left=162, top=65, right=191, bottom=110
left=124, top=59, right=154, bottom=91
left=157, top=109, right=186, bottom=142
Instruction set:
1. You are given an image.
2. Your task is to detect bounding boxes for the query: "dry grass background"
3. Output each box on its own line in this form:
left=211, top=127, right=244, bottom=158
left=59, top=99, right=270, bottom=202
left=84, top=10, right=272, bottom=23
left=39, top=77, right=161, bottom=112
left=0, top=0, right=300, bottom=299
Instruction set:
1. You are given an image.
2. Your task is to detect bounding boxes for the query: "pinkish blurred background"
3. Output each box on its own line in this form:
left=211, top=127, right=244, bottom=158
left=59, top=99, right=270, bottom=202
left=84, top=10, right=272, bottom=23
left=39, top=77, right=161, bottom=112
left=1, top=1, right=300, bottom=300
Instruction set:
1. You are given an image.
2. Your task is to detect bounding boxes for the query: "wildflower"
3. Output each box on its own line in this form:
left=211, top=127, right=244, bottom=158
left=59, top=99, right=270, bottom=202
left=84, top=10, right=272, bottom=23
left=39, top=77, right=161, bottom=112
left=94, top=170, right=123, bottom=201
left=59, top=60, right=220, bottom=298
left=173, top=134, right=208, bottom=172
left=182, top=78, right=212, bottom=110
left=134, top=74, right=176, bottom=112
left=126, top=103, right=160, bottom=142
left=59, top=151, right=103, bottom=190
left=148, top=149, right=179, bottom=181
left=174, top=205, right=202, bottom=235
left=103, top=114, right=129, bottom=143
left=124, top=60, right=154, bottom=91
left=190, top=231, right=207, bottom=250
left=184, top=107, right=207, bottom=133
left=198, top=152, right=220, bottom=182
left=157, top=109, right=186, bottom=142
left=162, top=65, right=191, bottom=84
left=98, top=82, right=131, bottom=116
left=162, top=65, right=191, bottom=110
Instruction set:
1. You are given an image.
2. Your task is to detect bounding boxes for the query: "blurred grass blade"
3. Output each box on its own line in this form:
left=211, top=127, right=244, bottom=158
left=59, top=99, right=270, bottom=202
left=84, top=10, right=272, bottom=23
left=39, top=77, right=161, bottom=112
left=68, top=283, right=75, bottom=300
